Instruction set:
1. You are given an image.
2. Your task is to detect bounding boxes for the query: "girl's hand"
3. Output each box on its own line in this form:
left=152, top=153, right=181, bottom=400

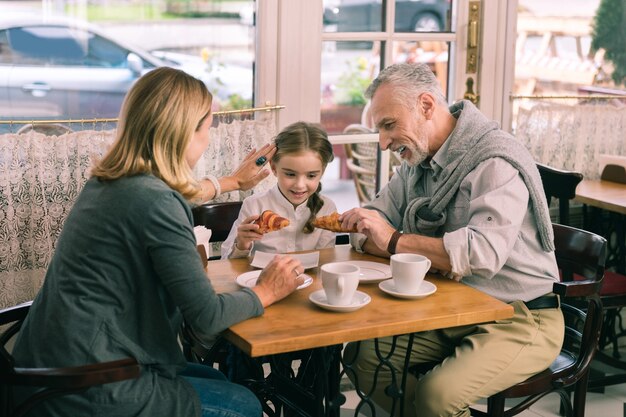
left=230, top=144, right=277, bottom=191
left=252, top=255, right=304, bottom=307
left=235, top=215, right=263, bottom=251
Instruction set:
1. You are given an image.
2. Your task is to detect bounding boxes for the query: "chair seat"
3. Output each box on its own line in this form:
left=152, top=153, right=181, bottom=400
left=597, top=271, right=626, bottom=297
left=500, top=351, right=576, bottom=397
left=570, top=271, right=626, bottom=297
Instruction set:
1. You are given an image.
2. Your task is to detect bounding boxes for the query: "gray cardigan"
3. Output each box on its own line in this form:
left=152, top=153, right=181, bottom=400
left=13, top=174, right=263, bottom=417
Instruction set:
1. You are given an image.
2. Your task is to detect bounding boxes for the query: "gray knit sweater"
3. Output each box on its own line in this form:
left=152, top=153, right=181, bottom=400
left=13, top=174, right=263, bottom=417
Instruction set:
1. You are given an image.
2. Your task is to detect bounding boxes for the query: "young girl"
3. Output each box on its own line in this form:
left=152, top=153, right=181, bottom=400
left=221, top=121, right=337, bottom=258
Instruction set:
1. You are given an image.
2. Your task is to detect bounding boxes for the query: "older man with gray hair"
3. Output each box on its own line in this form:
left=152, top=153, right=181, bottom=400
left=340, top=63, right=564, bottom=416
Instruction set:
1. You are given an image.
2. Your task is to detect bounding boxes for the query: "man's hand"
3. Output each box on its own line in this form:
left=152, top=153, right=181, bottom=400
left=340, top=208, right=396, bottom=252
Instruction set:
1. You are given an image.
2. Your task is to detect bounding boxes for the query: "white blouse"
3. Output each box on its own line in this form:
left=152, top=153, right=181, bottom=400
left=221, top=185, right=338, bottom=259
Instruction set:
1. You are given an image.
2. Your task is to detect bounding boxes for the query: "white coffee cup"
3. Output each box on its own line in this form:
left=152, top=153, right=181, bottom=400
left=321, top=262, right=360, bottom=306
left=390, top=254, right=432, bottom=294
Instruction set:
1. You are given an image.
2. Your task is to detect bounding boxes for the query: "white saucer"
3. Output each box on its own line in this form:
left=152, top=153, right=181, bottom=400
left=250, top=251, right=320, bottom=269
left=309, top=290, right=371, bottom=312
left=235, top=270, right=313, bottom=290
left=339, top=261, right=392, bottom=283
left=378, top=279, right=437, bottom=300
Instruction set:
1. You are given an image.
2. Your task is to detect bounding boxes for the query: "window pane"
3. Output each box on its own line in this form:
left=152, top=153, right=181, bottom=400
left=392, top=40, right=449, bottom=96
left=394, top=0, right=451, bottom=33
left=321, top=41, right=381, bottom=134
left=0, top=1, right=255, bottom=123
left=323, top=0, right=383, bottom=33
left=513, top=0, right=606, bottom=125
left=323, top=0, right=452, bottom=33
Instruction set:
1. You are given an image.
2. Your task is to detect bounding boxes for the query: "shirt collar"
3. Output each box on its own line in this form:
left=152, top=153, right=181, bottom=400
left=419, top=137, right=451, bottom=179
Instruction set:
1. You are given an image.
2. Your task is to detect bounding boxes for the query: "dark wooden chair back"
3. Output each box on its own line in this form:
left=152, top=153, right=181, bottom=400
left=537, top=163, right=583, bottom=225
left=192, top=201, right=243, bottom=243
left=1, top=302, right=141, bottom=417
left=470, top=223, right=606, bottom=417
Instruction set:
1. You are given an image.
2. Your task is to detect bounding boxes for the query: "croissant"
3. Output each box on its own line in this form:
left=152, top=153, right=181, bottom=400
left=254, top=210, right=290, bottom=234
left=312, top=212, right=357, bottom=233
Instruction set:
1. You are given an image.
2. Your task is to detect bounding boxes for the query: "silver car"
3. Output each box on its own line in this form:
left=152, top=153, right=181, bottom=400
left=0, top=14, right=252, bottom=122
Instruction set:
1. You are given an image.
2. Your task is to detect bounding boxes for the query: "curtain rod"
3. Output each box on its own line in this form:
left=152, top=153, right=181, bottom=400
left=510, top=94, right=626, bottom=100
left=0, top=104, right=285, bottom=125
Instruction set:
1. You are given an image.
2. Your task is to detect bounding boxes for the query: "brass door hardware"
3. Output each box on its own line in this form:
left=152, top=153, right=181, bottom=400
left=466, top=1, right=481, bottom=74
left=464, top=77, right=479, bottom=104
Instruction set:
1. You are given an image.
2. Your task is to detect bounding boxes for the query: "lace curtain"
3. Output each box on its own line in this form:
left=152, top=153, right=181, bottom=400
left=516, top=102, right=626, bottom=179
left=0, top=114, right=277, bottom=310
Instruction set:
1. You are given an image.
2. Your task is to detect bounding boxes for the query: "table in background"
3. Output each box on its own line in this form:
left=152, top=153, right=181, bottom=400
left=575, top=179, right=626, bottom=274
left=206, top=246, right=513, bottom=417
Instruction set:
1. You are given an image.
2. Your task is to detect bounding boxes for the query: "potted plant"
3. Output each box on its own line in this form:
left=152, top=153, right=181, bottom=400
left=321, top=57, right=372, bottom=134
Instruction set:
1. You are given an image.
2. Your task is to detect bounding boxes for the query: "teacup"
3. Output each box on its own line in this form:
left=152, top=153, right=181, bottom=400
left=320, top=262, right=360, bottom=306
left=390, top=253, right=431, bottom=294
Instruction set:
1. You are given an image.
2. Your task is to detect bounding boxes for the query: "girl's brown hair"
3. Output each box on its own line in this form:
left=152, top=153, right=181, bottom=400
left=92, top=67, right=212, bottom=200
left=272, top=122, right=334, bottom=233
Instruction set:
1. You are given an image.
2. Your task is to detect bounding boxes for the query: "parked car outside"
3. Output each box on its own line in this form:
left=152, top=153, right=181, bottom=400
left=324, top=0, right=450, bottom=33
left=0, top=13, right=253, bottom=124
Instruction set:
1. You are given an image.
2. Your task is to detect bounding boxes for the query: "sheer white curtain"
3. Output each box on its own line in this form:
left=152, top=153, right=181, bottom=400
left=0, top=115, right=277, bottom=310
left=516, top=102, right=626, bottom=179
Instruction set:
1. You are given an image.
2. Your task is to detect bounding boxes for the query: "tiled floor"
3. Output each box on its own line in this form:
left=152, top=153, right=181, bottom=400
left=322, top=177, right=626, bottom=417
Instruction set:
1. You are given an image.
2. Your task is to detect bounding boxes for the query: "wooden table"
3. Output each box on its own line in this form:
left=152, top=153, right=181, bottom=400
left=575, top=179, right=626, bottom=274
left=575, top=179, right=626, bottom=216
left=205, top=246, right=514, bottom=416
left=208, top=246, right=513, bottom=357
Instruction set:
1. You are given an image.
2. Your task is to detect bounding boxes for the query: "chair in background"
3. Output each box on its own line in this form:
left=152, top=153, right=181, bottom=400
left=537, top=163, right=583, bottom=226
left=343, top=124, right=378, bottom=205
left=536, top=164, right=626, bottom=390
left=192, top=201, right=243, bottom=260
left=469, top=224, right=606, bottom=417
left=342, top=123, right=405, bottom=206
left=1, top=302, right=141, bottom=417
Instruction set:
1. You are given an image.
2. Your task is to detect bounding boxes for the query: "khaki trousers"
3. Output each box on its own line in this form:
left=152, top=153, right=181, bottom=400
left=343, top=301, right=564, bottom=417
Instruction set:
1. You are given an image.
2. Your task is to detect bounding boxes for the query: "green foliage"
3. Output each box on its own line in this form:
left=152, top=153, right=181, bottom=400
left=65, top=4, right=169, bottom=21
left=221, top=94, right=252, bottom=111
left=336, top=57, right=372, bottom=106
left=592, top=0, right=626, bottom=85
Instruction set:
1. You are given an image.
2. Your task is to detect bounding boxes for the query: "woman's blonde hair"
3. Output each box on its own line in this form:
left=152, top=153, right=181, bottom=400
left=92, top=67, right=212, bottom=200
left=272, top=122, right=334, bottom=233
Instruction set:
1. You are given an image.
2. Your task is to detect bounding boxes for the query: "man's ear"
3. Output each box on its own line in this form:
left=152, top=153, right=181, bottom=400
left=419, top=93, right=436, bottom=120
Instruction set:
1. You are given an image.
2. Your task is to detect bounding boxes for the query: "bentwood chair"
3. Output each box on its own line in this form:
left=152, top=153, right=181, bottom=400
left=192, top=201, right=244, bottom=244
left=411, top=224, right=606, bottom=417
left=469, top=224, right=606, bottom=417
left=1, top=302, right=141, bottom=417
left=536, top=164, right=626, bottom=390
left=192, top=201, right=243, bottom=261
left=537, top=163, right=583, bottom=226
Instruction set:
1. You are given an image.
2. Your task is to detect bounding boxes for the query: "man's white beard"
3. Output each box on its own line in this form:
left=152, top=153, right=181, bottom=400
left=403, top=140, right=429, bottom=167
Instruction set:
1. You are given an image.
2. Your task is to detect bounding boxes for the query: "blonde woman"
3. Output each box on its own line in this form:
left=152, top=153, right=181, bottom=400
left=12, top=67, right=305, bottom=417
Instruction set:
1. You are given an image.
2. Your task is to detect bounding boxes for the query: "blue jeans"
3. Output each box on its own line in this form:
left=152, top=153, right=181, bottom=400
left=181, top=362, right=262, bottom=417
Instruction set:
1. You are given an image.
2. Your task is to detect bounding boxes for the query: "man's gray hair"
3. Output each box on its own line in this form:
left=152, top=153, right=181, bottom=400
left=365, top=63, right=447, bottom=108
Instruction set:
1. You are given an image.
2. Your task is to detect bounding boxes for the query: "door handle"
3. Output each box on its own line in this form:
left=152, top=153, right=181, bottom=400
left=466, top=1, right=481, bottom=74
left=22, top=82, right=51, bottom=97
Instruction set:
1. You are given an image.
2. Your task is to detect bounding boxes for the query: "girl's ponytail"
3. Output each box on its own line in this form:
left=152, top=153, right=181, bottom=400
left=303, top=183, right=325, bottom=233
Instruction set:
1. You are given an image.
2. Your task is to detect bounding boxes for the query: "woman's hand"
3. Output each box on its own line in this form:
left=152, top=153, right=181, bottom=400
left=235, top=215, right=263, bottom=251
left=228, top=144, right=277, bottom=192
left=252, top=255, right=304, bottom=307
